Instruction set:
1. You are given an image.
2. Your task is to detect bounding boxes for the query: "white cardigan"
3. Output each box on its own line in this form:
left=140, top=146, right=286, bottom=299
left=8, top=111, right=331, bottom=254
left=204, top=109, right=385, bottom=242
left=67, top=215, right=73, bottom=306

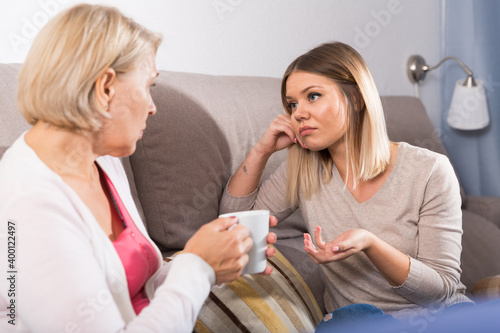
left=0, top=133, right=215, bottom=333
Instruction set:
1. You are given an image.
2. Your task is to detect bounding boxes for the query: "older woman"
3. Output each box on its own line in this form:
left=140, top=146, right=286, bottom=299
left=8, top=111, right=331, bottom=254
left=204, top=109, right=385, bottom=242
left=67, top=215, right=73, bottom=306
left=220, top=42, right=472, bottom=329
left=0, top=4, right=276, bottom=332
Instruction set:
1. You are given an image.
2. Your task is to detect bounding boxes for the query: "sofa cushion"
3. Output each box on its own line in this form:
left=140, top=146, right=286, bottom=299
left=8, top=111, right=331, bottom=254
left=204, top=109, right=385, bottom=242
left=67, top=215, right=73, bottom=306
left=167, top=246, right=323, bottom=333
left=129, top=71, right=306, bottom=252
left=460, top=209, right=500, bottom=293
left=465, top=195, right=500, bottom=229
left=275, top=236, right=325, bottom=313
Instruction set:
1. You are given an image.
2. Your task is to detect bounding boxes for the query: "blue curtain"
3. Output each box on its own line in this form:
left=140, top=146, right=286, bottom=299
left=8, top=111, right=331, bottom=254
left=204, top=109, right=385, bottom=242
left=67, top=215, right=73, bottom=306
left=442, top=0, right=500, bottom=197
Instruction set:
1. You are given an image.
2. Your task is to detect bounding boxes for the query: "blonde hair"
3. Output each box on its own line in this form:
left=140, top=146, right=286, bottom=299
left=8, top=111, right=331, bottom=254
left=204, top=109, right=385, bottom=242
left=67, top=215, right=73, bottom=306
left=281, top=42, right=390, bottom=207
left=17, top=4, right=162, bottom=133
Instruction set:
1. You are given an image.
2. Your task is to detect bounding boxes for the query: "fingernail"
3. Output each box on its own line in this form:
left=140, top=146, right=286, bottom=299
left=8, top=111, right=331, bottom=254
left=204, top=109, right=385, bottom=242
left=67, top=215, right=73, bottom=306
left=333, top=246, right=339, bottom=252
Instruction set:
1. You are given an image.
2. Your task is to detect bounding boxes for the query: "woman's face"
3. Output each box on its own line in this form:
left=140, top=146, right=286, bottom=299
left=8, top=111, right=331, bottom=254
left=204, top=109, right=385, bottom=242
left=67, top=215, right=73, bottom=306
left=97, top=52, right=158, bottom=157
left=285, top=71, right=347, bottom=152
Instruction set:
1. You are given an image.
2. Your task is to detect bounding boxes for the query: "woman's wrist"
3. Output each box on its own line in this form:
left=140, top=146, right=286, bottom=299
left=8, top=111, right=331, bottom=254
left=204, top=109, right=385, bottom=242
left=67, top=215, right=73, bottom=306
left=253, top=141, right=274, bottom=160
left=242, top=146, right=271, bottom=175
left=362, top=231, right=411, bottom=286
left=361, top=231, right=377, bottom=254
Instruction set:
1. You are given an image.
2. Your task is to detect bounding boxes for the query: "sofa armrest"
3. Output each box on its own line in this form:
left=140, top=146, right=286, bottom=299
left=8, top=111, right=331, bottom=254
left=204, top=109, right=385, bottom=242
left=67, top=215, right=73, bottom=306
left=465, top=196, right=500, bottom=228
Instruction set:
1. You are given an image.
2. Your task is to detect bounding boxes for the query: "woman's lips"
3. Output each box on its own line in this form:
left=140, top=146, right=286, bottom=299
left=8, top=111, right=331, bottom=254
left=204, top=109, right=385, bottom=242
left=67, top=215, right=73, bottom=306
left=299, top=126, right=315, bottom=136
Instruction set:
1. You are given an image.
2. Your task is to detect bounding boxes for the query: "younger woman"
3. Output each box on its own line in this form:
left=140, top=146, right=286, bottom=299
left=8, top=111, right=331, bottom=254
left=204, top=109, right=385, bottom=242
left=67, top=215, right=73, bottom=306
left=220, top=42, right=471, bottom=327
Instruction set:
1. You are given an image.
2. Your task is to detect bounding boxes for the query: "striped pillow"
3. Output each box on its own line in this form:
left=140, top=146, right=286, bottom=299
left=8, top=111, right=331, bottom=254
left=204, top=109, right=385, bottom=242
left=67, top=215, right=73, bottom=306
left=192, top=247, right=323, bottom=333
left=471, top=275, right=500, bottom=303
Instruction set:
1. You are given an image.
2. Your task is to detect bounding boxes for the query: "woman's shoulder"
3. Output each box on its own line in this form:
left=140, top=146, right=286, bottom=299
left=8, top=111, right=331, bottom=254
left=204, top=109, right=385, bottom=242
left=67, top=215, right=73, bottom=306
left=397, top=142, right=451, bottom=166
left=0, top=134, right=60, bottom=186
left=395, top=142, right=455, bottom=181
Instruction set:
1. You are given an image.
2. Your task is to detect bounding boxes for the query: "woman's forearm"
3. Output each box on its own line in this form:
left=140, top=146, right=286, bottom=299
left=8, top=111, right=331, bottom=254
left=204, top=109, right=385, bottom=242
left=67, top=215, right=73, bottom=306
left=364, top=234, right=411, bottom=287
left=227, top=146, right=271, bottom=197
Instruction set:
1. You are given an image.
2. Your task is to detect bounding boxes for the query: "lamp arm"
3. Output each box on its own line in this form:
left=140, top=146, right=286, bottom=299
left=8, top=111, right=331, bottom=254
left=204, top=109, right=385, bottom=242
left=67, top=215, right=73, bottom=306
left=428, top=56, right=477, bottom=87
left=427, top=56, right=473, bottom=77
left=407, top=55, right=477, bottom=86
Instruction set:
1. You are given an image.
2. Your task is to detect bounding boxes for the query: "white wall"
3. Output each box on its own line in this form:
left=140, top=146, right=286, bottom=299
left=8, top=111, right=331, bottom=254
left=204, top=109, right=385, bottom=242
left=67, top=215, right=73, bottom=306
left=0, top=0, right=443, bottom=127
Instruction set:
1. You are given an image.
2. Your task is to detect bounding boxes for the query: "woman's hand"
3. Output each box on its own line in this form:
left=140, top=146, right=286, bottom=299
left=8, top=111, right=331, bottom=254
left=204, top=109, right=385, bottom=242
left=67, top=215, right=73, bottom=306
left=254, top=114, right=307, bottom=157
left=303, top=226, right=375, bottom=264
left=184, top=217, right=253, bottom=284
left=227, top=115, right=306, bottom=197
left=184, top=215, right=279, bottom=283
left=304, top=225, right=411, bottom=286
left=262, top=215, right=278, bottom=275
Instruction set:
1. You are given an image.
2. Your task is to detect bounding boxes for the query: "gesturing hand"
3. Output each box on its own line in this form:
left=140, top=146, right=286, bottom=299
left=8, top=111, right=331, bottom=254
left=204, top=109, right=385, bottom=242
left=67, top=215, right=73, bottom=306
left=303, top=226, right=375, bottom=264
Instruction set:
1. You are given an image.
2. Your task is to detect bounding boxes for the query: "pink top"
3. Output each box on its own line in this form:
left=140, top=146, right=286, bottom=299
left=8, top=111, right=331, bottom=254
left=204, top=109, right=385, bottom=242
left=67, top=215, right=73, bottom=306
left=101, top=168, right=158, bottom=315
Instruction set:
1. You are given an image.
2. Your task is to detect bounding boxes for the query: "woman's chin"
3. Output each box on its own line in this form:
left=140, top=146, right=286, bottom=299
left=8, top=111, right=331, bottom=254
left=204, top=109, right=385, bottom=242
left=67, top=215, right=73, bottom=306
left=108, top=144, right=137, bottom=158
left=300, top=142, right=322, bottom=152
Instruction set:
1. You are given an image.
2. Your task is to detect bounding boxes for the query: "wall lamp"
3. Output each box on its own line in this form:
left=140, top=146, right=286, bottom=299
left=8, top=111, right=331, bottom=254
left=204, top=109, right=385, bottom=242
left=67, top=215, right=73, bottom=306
left=407, top=55, right=489, bottom=130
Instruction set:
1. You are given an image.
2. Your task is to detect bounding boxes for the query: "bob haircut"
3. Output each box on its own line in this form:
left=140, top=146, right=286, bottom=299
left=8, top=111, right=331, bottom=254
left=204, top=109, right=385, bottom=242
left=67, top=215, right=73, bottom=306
left=17, top=4, right=162, bottom=133
left=281, top=42, right=390, bottom=207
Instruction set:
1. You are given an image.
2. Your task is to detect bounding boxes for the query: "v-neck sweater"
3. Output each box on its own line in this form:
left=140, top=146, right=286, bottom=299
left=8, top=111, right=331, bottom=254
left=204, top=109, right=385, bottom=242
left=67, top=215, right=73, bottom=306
left=221, top=142, right=471, bottom=319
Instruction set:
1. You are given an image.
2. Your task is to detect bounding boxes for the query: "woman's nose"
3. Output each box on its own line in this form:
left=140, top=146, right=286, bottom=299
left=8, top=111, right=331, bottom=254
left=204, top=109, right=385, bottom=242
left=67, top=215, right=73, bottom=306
left=293, top=104, right=309, bottom=121
left=149, top=99, right=157, bottom=116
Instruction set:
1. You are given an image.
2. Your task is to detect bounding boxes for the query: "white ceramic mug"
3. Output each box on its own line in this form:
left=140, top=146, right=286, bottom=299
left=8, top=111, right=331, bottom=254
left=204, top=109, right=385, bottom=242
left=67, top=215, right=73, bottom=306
left=219, top=210, right=270, bottom=274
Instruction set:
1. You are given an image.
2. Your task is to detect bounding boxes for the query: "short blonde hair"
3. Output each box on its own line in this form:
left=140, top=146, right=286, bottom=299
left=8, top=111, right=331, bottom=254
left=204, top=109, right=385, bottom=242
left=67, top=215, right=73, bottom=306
left=281, top=42, right=390, bottom=207
left=17, top=4, right=162, bottom=133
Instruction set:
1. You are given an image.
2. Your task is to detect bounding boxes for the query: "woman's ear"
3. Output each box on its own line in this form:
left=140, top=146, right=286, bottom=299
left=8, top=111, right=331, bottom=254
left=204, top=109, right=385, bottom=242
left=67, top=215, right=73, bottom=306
left=95, top=68, right=116, bottom=111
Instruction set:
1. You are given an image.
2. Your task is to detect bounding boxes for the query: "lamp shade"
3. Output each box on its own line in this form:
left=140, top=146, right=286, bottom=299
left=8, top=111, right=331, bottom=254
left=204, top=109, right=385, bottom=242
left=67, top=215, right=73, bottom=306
left=447, top=79, right=490, bottom=130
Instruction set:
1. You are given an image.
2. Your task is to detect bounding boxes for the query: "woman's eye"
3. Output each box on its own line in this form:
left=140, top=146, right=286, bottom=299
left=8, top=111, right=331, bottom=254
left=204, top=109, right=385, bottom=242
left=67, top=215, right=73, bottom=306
left=149, top=83, right=157, bottom=92
left=309, top=93, right=321, bottom=101
left=289, top=102, right=298, bottom=110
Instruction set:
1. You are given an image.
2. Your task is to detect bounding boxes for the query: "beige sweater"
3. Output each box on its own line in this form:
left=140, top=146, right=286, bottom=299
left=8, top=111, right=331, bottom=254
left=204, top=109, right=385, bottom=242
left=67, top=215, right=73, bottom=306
left=220, top=142, right=471, bottom=319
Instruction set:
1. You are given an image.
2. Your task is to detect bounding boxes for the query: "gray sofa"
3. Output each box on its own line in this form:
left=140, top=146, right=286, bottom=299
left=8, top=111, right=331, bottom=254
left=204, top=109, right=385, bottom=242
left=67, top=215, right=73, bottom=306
left=1, top=63, right=500, bottom=327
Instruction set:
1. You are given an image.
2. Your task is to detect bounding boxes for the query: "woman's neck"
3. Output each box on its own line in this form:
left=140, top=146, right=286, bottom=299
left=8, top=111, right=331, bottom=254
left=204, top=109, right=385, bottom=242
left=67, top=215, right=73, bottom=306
left=328, top=140, right=349, bottom=181
left=25, top=122, right=99, bottom=181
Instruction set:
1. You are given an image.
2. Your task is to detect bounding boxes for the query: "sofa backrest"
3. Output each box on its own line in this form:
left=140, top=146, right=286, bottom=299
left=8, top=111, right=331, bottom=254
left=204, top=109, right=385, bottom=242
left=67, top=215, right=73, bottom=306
left=382, top=96, right=448, bottom=157
left=128, top=70, right=454, bottom=252
left=0, top=63, right=453, bottom=252
left=0, top=64, right=30, bottom=148
left=0, top=63, right=448, bottom=157
left=129, top=70, right=306, bottom=251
